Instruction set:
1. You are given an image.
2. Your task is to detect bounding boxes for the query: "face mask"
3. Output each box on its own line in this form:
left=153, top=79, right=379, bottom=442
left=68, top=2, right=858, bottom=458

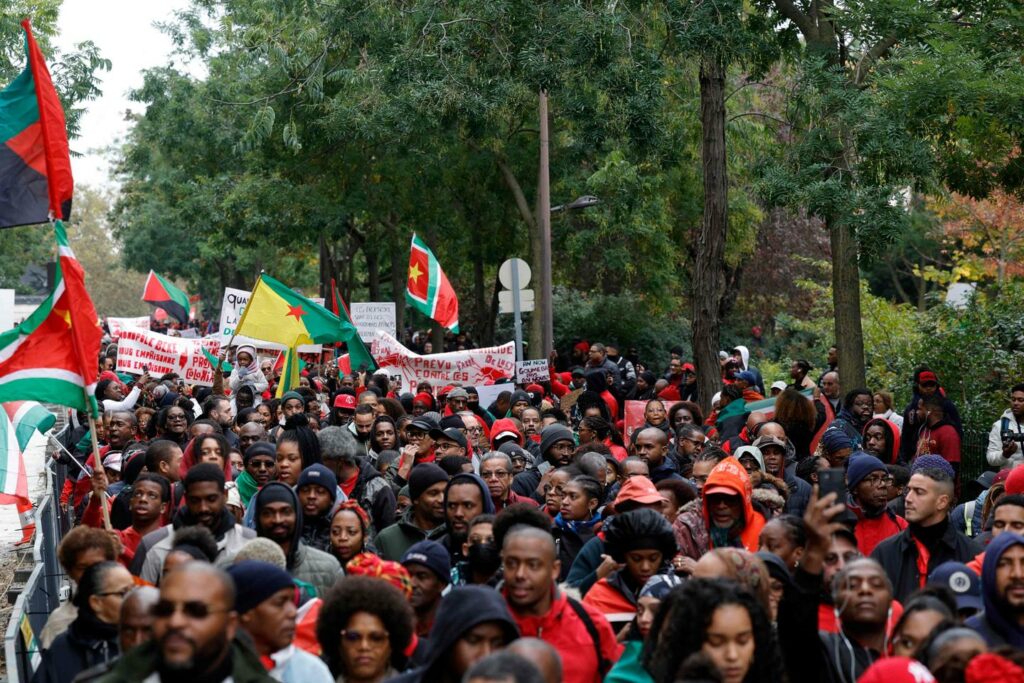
left=467, top=542, right=501, bottom=576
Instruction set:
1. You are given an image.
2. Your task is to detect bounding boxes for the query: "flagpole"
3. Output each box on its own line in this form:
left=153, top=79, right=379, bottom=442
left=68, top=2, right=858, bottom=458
left=84, top=411, right=112, bottom=531
left=216, top=271, right=264, bottom=373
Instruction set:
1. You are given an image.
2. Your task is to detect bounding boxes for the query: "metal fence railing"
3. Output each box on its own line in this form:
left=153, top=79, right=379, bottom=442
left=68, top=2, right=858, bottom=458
left=4, top=491, right=64, bottom=683
left=4, top=435, right=69, bottom=683
left=961, top=429, right=992, bottom=485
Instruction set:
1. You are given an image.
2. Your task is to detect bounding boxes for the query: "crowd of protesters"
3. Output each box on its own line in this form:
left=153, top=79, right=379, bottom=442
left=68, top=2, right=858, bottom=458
left=31, top=336, right=1024, bottom=683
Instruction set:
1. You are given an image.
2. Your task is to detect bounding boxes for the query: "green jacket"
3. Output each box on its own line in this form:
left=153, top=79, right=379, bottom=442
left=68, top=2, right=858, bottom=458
left=95, top=638, right=275, bottom=683
left=604, top=641, right=654, bottom=683
left=374, top=508, right=446, bottom=561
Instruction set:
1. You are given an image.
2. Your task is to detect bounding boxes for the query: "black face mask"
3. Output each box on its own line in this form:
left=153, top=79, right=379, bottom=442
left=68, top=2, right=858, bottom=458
left=467, top=542, right=501, bottom=576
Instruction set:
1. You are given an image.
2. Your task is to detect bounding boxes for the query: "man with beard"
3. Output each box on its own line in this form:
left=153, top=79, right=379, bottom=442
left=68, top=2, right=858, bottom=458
left=203, top=395, right=239, bottom=448
left=96, top=563, right=275, bottom=683
left=401, top=540, right=451, bottom=637
left=318, top=426, right=395, bottom=537
left=295, top=464, right=338, bottom=553
left=253, top=482, right=342, bottom=596
left=226, top=561, right=333, bottom=683
left=512, top=425, right=575, bottom=503
left=234, top=442, right=276, bottom=510
left=441, top=473, right=494, bottom=564
left=376, top=464, right=449, bottom=561
left=845, top=453, right=907, bottom=556
left=966, top=532, right=1024, bottom=646
left=132, top=464, right=255, bottom=584
left=633, top=428, right=682, bottom=484
left=752, top=425, right=812, bottom=516
left=350, top=404, right=375, bottom=450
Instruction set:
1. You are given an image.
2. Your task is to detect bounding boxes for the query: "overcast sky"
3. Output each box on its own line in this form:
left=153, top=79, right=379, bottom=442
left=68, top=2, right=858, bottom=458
left=55, top=0, right=194, bottom=188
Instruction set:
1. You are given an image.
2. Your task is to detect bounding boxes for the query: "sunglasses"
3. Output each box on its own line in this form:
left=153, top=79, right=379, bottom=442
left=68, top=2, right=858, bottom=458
left=152, top=600, right=231, bottom=619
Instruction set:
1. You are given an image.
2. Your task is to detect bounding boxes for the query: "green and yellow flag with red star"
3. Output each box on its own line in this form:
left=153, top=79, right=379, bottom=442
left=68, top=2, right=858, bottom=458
left=232, top=274, right=360, bottom=394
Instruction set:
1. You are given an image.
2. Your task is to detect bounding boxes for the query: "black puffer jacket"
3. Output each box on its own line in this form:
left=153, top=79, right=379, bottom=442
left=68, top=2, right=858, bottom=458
left=32, top=613, right=118, bottom=683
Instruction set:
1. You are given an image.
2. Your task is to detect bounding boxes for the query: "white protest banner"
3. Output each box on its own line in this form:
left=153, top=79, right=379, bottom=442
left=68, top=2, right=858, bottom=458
left=516, top=359, right=549, bottom=384
left=116, top=329, right=222, bottom=386
left=350, top=302, right=397, bottom=342
left=107, top=316, right=150, bottom=339
left=218, top=287, right=323, bottom=353
left=370, top=331, right=514, bottom=391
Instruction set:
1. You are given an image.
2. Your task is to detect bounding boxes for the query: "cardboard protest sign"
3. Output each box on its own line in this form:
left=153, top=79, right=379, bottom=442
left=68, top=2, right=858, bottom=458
left=218, top=287, right=322, bottom=353
left=107, top=316, right=150, bottom=339
left=116, top=329, right=222, bottom=386
left=369, top=331, right=514, bottom=391
left=516, top=359, right=549, bottom=384
left=350, top=302, right=397, bottom=341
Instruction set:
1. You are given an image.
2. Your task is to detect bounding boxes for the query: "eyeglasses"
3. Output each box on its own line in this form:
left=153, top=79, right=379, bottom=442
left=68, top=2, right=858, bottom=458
left=250, top=459, right=275, bottom=470
left=466, top=427, right=484, bottom=434
left=167, top=413, right=187, bottom=421
left=152, top=600, right=231, bottom=619
left=96, top=587, right=133, bottom=598
left=341, top=629, right=389, bottom=646
left=481, top=470, right=510, bottom=480
left=862, top=474, right=893, bottom=487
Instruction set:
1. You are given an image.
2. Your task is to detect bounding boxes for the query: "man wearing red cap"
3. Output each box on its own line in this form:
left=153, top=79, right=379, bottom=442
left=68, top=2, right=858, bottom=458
left=899, top=369, right=963, bottom=463
left=330, top=392, right=356, bottom=426
left=916, top=394, right=962, bottom=481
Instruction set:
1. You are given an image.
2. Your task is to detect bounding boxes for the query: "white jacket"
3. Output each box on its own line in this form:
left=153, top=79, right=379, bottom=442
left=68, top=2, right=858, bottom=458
left=987, top=409, right=1024, bottom=467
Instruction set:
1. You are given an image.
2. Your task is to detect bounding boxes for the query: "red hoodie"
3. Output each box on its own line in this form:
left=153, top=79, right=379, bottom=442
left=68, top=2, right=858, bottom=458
left=504, top=587, right=622, bottom=683
left=702, top=456, right=766, bottom=553
left=862, top=417, right=902, bottom=465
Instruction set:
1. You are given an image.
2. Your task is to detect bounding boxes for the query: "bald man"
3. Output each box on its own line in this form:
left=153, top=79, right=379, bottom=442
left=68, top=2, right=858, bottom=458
left=634, top=427, right=682, bottom=483
left=500, top=526, right=621, bottom=683
left=506, top=638, right=563, bottom=683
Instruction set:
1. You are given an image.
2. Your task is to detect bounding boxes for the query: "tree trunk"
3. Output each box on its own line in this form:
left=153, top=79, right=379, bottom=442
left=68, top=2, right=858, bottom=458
left=829, top=217, right=867, bottom=388
left=691, top=56, right=728, bottom=417
left=366, top=247, right=380, bottom=301
left=391, top=240, right=405, bottom=337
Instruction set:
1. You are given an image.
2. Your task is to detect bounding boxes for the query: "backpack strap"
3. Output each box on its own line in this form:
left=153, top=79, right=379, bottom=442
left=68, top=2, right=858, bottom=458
left=566, top=596, right=611, bottom=676
left=964, top=500, right=976, bottom=536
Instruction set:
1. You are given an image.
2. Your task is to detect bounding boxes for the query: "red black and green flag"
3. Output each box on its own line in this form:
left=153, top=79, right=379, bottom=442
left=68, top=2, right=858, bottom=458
left=0, top=20, right=74, bottom=228
left=329, top=279, right=377, bottom=372
left=141, top=270, right=191, bottom=324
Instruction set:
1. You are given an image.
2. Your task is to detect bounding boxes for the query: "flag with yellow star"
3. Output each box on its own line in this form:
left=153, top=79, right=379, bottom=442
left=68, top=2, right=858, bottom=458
left=406, top=233, right=459, bottom=332
left=0, top=220, right=102, bottom=414
left=232, top=273, right=359, bottom=349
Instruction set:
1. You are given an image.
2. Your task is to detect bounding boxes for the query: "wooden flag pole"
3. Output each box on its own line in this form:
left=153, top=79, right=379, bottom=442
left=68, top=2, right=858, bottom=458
left=84, top=411, right=112, bottom=531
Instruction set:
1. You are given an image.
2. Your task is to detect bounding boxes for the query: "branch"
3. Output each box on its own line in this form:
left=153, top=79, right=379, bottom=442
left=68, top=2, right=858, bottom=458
left=728, top=111, right=792, bottom=127
left=771, top=0, right=816, bottom=41
left=494, top=156, right=537, bottom=230
left=854, top=34, right=899, bottom=85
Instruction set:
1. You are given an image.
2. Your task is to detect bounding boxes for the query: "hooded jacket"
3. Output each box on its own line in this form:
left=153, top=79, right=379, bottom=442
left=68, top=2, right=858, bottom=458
left=489, top=417, right=524, bottom=448
left=252, top=482, right=342, bottom=596
left=375, top=506, right=448, bottom=562
left=899, top=391, right=963, bottom=463
left=505, top=586, right=623, bottom=683
left=966, top=532, right=1024, bottom=647
left=387, top=586, right=520, bottom=683
left=132, top=504, right=255, bottom=583
left=440, top=473, right=495, bottom=563
left=732, top=346, right=765, bottom=396
left=862, top=417, right=902, bottom=465
left=700, top=456, right=766, bottom=554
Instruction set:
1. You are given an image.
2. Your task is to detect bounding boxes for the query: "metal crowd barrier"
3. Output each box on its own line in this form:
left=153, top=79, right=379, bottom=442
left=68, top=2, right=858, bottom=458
left=4, top=447, right=68, bottom=683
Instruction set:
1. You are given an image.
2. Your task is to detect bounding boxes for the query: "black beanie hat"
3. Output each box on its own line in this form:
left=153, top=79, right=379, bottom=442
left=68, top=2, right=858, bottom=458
left=244, top=441, right=276, bottom=465
left=408, top=463, right=449, bottom=501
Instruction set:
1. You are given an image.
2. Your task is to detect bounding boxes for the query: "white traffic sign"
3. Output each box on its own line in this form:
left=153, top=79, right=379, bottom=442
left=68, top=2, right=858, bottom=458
left=499, top=289, right=534, bottom=314
left=498, top=258, right=532, bottom=290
